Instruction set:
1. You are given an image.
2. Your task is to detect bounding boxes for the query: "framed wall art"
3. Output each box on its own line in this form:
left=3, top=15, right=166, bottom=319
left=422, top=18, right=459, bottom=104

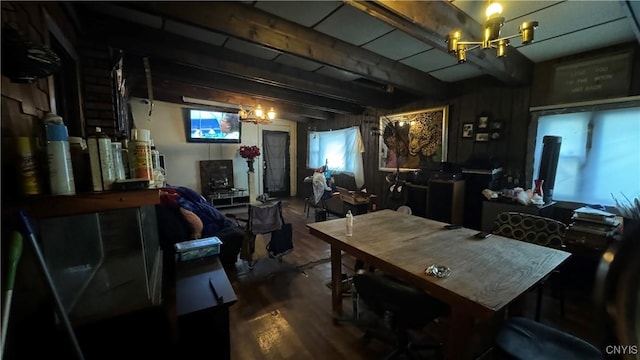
left=475, top=132, right=489, bottom=142
left=478, top=116, right=489, bottom=129
left=379, top=105, right=449, bottom=171
left=462, top=123, right=474, bottom=138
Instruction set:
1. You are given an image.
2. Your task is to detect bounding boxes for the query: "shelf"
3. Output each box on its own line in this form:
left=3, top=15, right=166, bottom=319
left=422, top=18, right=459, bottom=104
left=210, top=196, right=250, bottom=209
left=208, top=190, right=249, bottom=209
left=7, top=189, right=161, bottom=219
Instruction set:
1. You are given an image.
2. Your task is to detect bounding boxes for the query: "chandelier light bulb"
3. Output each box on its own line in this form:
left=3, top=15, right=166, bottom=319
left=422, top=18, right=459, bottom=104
left=255, top=104, right=264, bottom=118
left=267, top=107, right=276, bottom=120
left=486, top=2, right=503, bottom=19
left=446, top=1, right=537, bottom=62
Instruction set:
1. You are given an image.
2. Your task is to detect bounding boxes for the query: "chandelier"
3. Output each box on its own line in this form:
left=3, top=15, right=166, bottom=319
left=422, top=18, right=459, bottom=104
left=446, top=1, right=538, bottom=63
left=238, top=104, right=276, bottom=124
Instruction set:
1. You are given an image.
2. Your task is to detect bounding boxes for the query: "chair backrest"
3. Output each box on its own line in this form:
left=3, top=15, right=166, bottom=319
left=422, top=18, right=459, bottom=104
left=396, top=205, right=412, bottom=215
left=353, top=272, right=448, bottom=329
left=593, top=222, right=640, bottom=350
left=492, top=211, right=566, bottom=249
left=248, top=201, right=284, bottom=234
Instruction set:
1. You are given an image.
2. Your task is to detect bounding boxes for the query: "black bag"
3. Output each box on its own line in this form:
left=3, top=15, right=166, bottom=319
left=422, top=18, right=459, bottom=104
left=267, top=223, right=293, bottom=257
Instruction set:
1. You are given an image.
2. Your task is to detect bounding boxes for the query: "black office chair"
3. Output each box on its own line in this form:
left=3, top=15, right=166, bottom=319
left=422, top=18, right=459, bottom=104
left=353, top=271, right=449, bottom=359
left=491, top=211, right=567, bottom=321
left=494, top=220, right=640, bottom=359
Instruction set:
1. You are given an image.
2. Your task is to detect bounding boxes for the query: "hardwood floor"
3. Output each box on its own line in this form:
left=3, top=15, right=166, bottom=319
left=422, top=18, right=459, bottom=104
left=223, top=197, right=604, bottom=360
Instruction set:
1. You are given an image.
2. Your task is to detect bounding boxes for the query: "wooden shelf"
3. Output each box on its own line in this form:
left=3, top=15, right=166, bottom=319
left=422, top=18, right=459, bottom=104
left=6, top=189, right=161, bottom=219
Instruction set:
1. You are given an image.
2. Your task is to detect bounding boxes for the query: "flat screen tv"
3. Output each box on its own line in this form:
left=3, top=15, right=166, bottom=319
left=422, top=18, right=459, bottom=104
left=184, top=108, right=241, bottom=143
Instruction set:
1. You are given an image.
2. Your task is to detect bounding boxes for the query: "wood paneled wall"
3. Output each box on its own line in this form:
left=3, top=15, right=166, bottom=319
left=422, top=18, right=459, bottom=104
left=298, top=85, right=531, bottom=200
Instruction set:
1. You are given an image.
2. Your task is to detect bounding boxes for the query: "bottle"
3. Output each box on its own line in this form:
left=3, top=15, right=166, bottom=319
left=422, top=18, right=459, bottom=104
left=111, top=141, right=126, bottom=181
left=120, top=137, right=131, bottom=179
left=87, top=127, right=115, bottom=191
left=130, top=129, right=154, bottom=186
left=346, top=210, right=353, bottom=236
left=68, top=136, right=91, bottom=192
left=150, top=139, right=165, bottom=188
left=44, top=122, right=76, bottom=195
left=15, top=137, right=43, bottom=195
left=324, top=158, right=331, bottom=180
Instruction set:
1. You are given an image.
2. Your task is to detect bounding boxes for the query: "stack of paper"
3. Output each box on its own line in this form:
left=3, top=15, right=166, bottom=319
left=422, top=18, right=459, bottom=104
left=566, top=207, right=620, bottom=249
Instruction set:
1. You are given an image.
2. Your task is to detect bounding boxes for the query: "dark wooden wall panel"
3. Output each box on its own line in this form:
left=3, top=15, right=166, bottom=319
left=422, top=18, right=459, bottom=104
left=302, top=85, right=534, bottom=200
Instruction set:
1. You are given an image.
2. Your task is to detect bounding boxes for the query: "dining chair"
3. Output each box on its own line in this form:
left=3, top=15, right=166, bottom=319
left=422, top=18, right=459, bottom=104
left=352, top=270, right=449, bottom=359
left=495, top=215, right=640, bottom=360
left=491, top=211, right=568, bottom=321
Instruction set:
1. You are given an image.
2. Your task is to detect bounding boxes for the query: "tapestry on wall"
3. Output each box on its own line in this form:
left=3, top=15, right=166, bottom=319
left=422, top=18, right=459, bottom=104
left=378, top=106, right=449, bottom=172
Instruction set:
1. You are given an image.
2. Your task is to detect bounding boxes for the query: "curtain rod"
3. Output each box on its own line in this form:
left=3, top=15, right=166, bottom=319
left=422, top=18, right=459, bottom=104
left=530, top=95, right=640, bottom=112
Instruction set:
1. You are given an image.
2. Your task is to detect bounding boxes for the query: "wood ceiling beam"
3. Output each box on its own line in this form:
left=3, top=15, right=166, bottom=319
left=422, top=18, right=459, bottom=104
left=345, top=0, right=533, bottom=85
left=132, top=2, right=448, bottom=98
left=92, top=17, right=403, bottom=108
left=129, top=78, right=330, bottom=121
left=127, top=57, right=362, bottom=115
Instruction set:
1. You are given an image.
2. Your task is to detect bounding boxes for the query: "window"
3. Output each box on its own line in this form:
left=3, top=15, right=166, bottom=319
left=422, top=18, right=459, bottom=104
left=532, top=105, right=640, bottom=206
left=308, top=126, right=365, bottom=187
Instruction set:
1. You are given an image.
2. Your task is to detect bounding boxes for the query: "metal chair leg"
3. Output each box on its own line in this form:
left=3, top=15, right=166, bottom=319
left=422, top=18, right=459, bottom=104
left=535, top=283, right=544, bottom=322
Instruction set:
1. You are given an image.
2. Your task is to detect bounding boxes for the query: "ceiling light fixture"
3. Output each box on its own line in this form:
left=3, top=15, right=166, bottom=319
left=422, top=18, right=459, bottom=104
left=446, top=1, right=538, bottom=63
left=238, top=104, right=277, bottom=125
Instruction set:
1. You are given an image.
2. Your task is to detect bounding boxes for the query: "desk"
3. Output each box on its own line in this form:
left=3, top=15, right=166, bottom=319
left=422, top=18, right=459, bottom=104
left=307, top=210, right=570, bottom=360
left=172, top=256, right=237, bottom=359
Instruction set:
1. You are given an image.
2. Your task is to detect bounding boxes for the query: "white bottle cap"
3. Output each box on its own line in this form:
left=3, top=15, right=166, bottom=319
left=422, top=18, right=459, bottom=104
left=131, top=128, right=151, bottom=142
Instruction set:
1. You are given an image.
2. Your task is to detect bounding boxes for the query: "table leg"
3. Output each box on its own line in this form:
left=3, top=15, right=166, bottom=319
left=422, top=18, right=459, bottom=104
left=330, top=245, right=343, bottom=318
left=445, top=308, right=474, bottom=360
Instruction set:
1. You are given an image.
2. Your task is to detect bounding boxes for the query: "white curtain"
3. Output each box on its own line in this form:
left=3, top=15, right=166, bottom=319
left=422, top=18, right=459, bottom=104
left=533, top=106, right=640, bottom=205
left=308, top=126, right=365, bottom=188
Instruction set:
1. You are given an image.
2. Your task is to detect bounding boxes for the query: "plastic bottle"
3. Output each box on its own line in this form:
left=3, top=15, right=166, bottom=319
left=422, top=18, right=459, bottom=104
left=111, top=141, right=126, bottom=181
left=15, top=137, right=42, bottom=195
left=120, top=137, right=131, bottom=179
left=346, top=210, right=353, bottom=236
left=68, top=136, right=91, bottom=192
left=129, top=129, right=154, bottom=186
left=44, top=122, right=76, bottom=195
left=87, top=127, right=115, bottom=191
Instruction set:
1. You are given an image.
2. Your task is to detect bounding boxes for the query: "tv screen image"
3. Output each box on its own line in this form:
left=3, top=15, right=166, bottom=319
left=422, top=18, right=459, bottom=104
left=185, top=108, right=241, bottom=143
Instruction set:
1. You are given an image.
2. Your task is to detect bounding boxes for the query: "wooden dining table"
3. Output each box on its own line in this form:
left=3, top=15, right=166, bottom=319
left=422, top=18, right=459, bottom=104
left=307, top=209, right=571, bottom=360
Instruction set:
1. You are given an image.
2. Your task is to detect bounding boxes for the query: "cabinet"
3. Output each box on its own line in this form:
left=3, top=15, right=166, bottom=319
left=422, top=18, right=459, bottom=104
left=208, top=189, right=250, bottom=208
left=404, top=179, right=465, bottom=224
left=427, top=179, right=465, bottom=224
left=171, top=256, right=237, bottom=360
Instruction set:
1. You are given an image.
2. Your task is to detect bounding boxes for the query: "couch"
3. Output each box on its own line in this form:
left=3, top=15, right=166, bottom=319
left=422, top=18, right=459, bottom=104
left=324, top=172, right=372, bottom=217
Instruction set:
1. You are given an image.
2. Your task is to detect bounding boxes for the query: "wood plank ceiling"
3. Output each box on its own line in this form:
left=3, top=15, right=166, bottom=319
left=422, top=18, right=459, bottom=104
left=73, top=1, right=639, bottom=121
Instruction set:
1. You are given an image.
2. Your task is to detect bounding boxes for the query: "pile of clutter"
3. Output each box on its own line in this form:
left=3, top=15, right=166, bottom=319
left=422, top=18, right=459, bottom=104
left=482, top=187, right=544, bottom=206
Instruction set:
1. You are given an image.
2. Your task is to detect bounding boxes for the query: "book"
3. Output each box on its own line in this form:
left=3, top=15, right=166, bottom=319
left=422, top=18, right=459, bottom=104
left=568, top=223, right=617, bottom=237
left=573, top=206, right=615, bottom=221
left=571, top=214, right=620, bottom=226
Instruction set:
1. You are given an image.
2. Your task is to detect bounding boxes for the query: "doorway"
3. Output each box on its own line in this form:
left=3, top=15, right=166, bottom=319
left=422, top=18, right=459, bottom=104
left=262, top=130, right=290, bottom=197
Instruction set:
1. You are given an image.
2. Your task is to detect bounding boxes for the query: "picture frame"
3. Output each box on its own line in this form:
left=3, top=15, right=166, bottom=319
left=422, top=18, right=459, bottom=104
left=379, top=105, right=449, bottom=171
left=491, top=121, right=502, bottom=130
left=475, top=132, right=489, bottom=142
left=478, top=116, right=489, bottom=129
left=462, top=123, right=474, bottom=138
